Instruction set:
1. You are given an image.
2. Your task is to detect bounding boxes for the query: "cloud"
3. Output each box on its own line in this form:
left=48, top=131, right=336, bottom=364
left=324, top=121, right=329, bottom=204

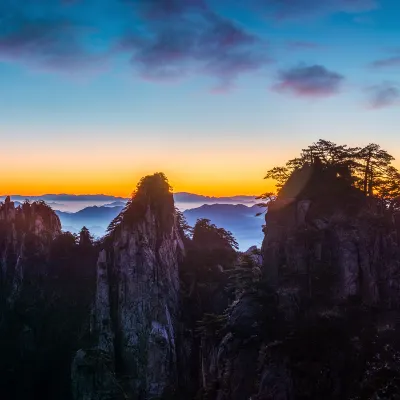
left=370, top=56, right=400, bottom=69
left=119, top=5, right=271, bottom=89
left=0, top=22, right=105, bottom=72
left=286, top=41, right=323, bottom=50
left=366, top=83, right=400, bottom=109
left=251, top=0, right=378, bottom=19
left=0, top=1, right=108, bottom=73
left=0, top=0, right=271, bottom=87
left=128, top=0, right=207, bottom=18
left=273, top=64, right=344, bottom=97
left=0, top=0, right=361, bottom=90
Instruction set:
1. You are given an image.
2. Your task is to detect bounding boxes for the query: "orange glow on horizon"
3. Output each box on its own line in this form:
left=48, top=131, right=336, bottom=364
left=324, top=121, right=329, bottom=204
left=0, top=134, right=282, bottom=197
left=0, top=171, right=277, bottom=198
left=4, top=133, right=398, bottom=198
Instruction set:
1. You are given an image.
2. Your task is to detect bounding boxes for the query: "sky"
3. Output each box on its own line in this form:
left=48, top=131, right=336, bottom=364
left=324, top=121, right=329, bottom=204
left=1, top=0, right=400, bottom=197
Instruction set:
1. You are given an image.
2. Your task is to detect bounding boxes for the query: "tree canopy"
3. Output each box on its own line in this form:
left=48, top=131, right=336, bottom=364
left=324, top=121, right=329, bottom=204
left=106, top=172, right=174, bottom=238
left=264, top=139, right=400, bottom=210
left=192, top=218, right=239, bottom=251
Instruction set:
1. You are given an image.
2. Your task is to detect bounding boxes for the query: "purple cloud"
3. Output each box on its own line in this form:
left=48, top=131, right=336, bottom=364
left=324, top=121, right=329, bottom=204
left=0, top=1, right=108, bottom=73
left=0, top=0, right=357, bottom=90
left=370, top=56, right=400, bottom=69
left=0, top=22, right=105, bottom=72
left=286, top=41, right=323, bottom=50
left=129, top=0, right=207, bottom=19
left=0, top=0, right=271, bottom=86
left=120, top=7, right=271, bottom=89
left=273, top=64, right=344, bottom=97
left=367, top=83, right=400, bottom=109
left=251, top=0, right=378, bottom=19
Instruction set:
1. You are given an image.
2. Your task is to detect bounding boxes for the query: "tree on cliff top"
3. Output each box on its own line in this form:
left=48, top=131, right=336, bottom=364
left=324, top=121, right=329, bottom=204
left=264, top=139, right=400, bottom=208
left=357, top=143, right=395, bottom=196
left=79, top=226, right=94, bottom=247
left=265, top=139, right=359, bottom=191
left=106, top=172, right=175, bottom=238
left=193, top=218, right=238, bottom=252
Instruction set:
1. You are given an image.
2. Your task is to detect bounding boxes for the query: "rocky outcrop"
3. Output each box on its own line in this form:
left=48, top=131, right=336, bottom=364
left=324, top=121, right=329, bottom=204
left=2, top=167, right=400, bottom=400
left=196, top=163, right=400, bottom=400
left=0, top=198, right=61, bottom=304
left=196, top=287, right=284, bottom=400
left=72, top=174, right=184, bottom=400
left=262, top=162, right=400, bottom=306
left=0, top=198, right=98, bottom=400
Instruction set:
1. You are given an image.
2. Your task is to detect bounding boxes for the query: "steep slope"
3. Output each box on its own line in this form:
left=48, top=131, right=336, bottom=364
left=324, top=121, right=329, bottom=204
left=262, top=161, right=400, bottom=305
left=0, top=197, right=61, bottom=306
left=0, top=198, right=98, bottom=399
left=72, top=173, right=185, bottom=400
left=194, top=162, right=400, bottom=400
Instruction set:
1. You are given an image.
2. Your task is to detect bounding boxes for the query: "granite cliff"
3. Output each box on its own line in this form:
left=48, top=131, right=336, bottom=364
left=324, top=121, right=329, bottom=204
left=0, top=197, right=97, bottom=399
left=72, top=173, right=185, bottom=400
left=2, top=164, right=400, bottom=399
left=195, top=160, right=400, bottom=400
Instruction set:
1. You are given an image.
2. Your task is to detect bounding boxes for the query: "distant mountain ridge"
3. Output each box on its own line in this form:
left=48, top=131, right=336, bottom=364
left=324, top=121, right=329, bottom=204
left=0, top=194, right=128, bottom=202
left=54, top=203, right=264, bottom=250
left=55, top=206, right=124, bottom=236
left=1, top=192, right=256, bottom=204
left=1, top=194, right=262, bottom=249
left=174, top=192, right=256, bottom=203
left=184, top=203, right=264, bottom=250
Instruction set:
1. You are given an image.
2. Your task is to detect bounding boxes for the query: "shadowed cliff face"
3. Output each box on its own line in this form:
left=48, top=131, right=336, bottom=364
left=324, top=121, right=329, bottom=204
left=72, top=173, right=185, bottom=400
left=0, top=198, right=98, bottom=400
left=193, top=163, right=400, bottom=400
left=262, top=161, right=400, bottom=306
left=3, top=167, right=400, bottom=400
left=0, top=198, right=62, bottom=307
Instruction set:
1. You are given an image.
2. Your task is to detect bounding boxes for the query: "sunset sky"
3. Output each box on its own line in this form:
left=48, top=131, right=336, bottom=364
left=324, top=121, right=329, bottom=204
left=1, top=0, right=400, bottom=196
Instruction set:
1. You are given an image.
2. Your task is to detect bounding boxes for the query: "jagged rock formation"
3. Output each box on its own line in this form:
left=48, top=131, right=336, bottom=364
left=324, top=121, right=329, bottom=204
left=0, top=198, right=97, bottom=400
left=3, top=167, right=400, bottom=400
left=262, top=161, right=400, bottom=306
left=177, top=218, right=242, bottom=398
left=0, top=198, right=61, bottom=307
left=72, top=173, right=184, bottom=400
left=195, top=162, right=400, bottom=400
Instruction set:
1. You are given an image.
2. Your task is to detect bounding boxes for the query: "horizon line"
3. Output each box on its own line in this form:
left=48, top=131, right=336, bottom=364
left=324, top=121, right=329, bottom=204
left=0, top=192, right=258, bottom=199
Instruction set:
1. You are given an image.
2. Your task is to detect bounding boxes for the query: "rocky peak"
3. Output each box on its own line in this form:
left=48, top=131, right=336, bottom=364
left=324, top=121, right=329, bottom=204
left=0, top=199, right=61, bottom=239
left=262, top=161, right=400, bottom=305
left=73, top=173, right=184, bottom=400
left=0, top=200, right=62, bottom=304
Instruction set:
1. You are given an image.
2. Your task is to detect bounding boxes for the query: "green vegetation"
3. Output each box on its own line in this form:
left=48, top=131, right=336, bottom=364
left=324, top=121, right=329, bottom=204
left=263, top=139, right=400, bottom=210
left=106, top=172, right=175, bottom=239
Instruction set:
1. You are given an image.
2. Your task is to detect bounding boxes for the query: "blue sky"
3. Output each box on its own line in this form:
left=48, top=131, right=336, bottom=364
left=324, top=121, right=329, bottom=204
left=1, top=0, right=400, bottom=196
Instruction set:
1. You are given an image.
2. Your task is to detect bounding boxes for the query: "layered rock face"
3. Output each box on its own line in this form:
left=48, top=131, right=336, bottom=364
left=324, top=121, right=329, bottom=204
left=72, top=174, right=184, bottom=400
left=262, top=161, right=400, bottom=306
left=0, top=198, right=97, bottom=400
left=196, top=163, right=400, bottom=400
left=0, top=197, right=61, bottom=306
left=3, top=166, right=400, bottom=400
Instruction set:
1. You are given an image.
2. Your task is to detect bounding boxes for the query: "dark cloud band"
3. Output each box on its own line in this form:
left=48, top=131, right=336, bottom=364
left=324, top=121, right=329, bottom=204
left=273, top=64, right=344, bottom=98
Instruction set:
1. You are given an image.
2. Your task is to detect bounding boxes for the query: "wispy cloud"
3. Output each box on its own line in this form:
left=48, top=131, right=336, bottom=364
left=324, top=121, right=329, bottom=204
left=119, top=4, right=271, bottom=90
left=0, top=1, right=108, bottom=73
left=370, top=56, right=400, bottom=69
left=0, top=0, right=272, bottom=88
left=251, top=0, right=378, bottom=19
left=126, top=0, right=207, bottom=19
left=366, top=82, right=400, bottom=109
left=0, top=0, right=374, bottom=91
left=273, top=64, right=344, bottom=97
left=286, top=41, right=324, bottom=50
